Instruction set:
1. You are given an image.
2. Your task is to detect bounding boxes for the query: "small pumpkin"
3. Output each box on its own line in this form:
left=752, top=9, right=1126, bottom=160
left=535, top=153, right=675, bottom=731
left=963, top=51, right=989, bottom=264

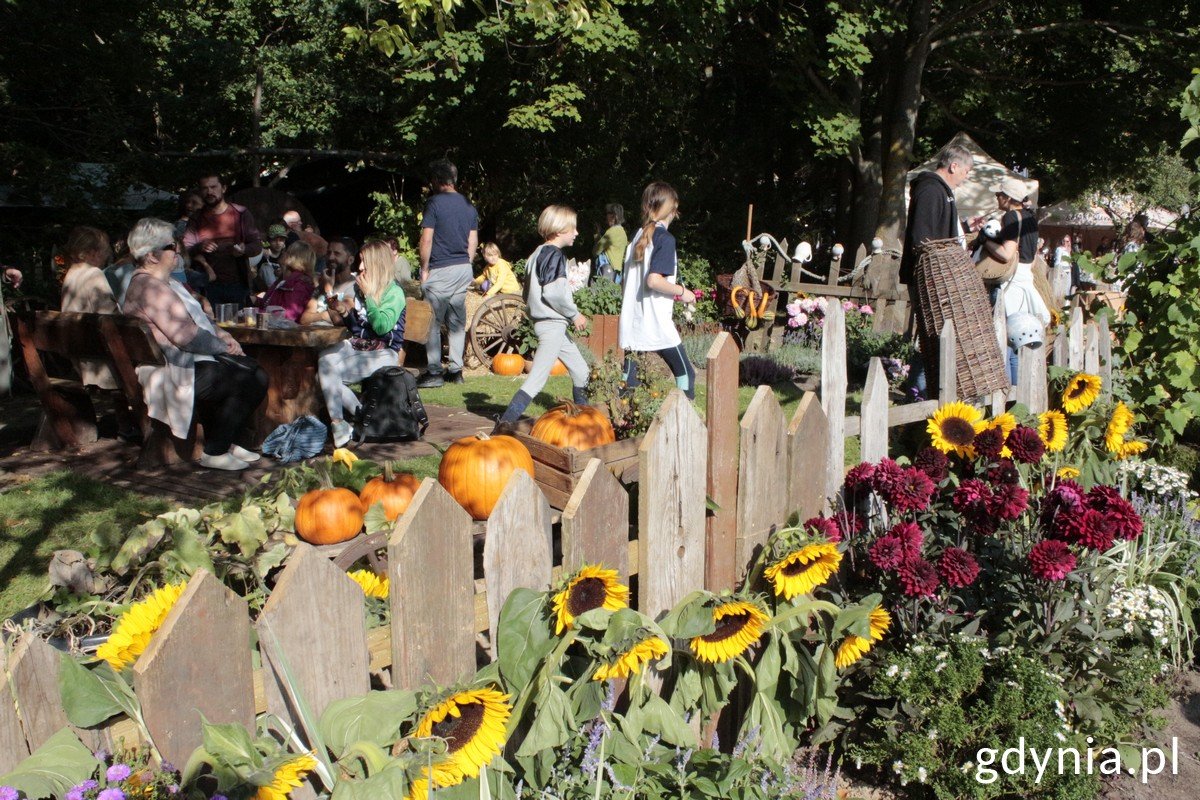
left=530, top=401, right=616, bottom=451
left=549, top=359, right=569, bottom=376
left=438, top=433, right=534, bottom=520
left=359, top=462, right=421, bottom=521
left=492, top=352, right=525, bottom=376
left=295, top=487, right=364, bottom=545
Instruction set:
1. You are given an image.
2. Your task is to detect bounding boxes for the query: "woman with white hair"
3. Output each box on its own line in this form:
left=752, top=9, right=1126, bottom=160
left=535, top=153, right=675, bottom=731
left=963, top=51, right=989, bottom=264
left=121, top=217, right=269, bottom=470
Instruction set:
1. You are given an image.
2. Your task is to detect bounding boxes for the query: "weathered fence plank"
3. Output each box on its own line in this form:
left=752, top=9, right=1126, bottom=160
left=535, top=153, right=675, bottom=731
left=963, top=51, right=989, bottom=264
left=938, top=320, right=957, bottom=404
left=1098, top=314, right=1113, bottom=395
left=820, top=302, right=847, bottom=504
left=0, top=648, right=29, bottom=773
left=1015, top=346, right=1049, bottom=413
left=787, top=392, right=830, bottom=521
left=257, top=543, right=370, bottom=738
left=859, top=358, right=890, bottom=463
left=561, top=459, right=630, bottom=581
left=8, top=634, right=73, bottom=754
left=993, top=289, right=1008, bottom=359
left=1084, top=322, right=1100, bottom=374
left=704, top=332, right=739, bottom=592
left=390, top=479, right=476, bottom=689
left=133, top=570, right=255, bottom=767
left=1067, top=306, right=1084, bottom=370
left=1052, top=328, right=1069, bottom=368
left=736, top=385, right=788, bottom=574
left=484, top=470, right=554, bottom=649
left=638, top=390, right=707, bottom=621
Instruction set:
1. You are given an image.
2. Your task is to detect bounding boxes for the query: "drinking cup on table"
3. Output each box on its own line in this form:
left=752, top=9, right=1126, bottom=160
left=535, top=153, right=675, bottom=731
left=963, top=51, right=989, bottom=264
left=241, top=307, right=257, bottom=327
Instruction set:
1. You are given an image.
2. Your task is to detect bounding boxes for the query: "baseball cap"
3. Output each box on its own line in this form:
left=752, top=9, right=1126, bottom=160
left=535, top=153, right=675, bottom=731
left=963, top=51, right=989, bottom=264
left=267, top=223, right=288, bottom=239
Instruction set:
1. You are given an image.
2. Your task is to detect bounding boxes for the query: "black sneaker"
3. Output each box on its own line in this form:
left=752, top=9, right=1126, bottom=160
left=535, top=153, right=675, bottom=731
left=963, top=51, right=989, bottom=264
left=445, top=369, right=465, bottom=384
left=416, top=372, right=444, bottom=389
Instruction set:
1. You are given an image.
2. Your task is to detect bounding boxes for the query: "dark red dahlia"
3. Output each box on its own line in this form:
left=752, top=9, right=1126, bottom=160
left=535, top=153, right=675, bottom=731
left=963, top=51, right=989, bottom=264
left=969, top=514, right=1000, bottom=536
left=898, top=558, right=941, bottom=597
left=953, top=478, right=993, bottom=516
left=1040, top=482, right=1086, bottom=538
left=1029, top=539, right=1076, bottom=581
left=987, top=459, right=1020, bottom=486
left=913, top=447, right=950, bottom=483
left=989, top=482, right=1030, bottom=521
left=804, top=516, right=843, bottom=544
left=835, top=510, right=867, bottom=538
left=938, top=547, right=980, bottom=588
left=890, top=521, right=924, bottom=561
left=843, top=462, right=877, bottom=497
left=1086, top=486, right=1143, bottom=541
left=973, top=427, right=1005, bottom=460
left=890, top=468, right=935, bottom=514
left=869, top=534, right=905, bottom=571
left=1061, top=508, right=1115, bottom=551
left=1006, top=425, right=1045, bottom=464
left=871, top=458, right=905, bottom=500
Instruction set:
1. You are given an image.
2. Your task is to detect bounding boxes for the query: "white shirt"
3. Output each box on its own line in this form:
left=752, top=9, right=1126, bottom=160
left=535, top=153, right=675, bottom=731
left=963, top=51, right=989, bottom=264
left=619, top=224, right=681, bottom=351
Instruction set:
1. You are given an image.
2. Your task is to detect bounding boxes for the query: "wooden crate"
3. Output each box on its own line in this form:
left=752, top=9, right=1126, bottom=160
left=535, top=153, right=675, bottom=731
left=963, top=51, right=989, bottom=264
left=510, top=421, right=641, bottom=509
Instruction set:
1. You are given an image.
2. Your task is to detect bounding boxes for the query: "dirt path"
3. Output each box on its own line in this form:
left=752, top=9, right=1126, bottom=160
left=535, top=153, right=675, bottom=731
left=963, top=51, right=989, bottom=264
left=1099, top=669, right=1200, bottom=800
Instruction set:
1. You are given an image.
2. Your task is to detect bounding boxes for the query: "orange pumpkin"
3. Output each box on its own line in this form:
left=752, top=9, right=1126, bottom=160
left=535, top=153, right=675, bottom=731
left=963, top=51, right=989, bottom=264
left=530, top=401, right=616, bottom=451
left=493, top=353, right=525, bottom=376
left=549, top=359, right=569, bottom=376
left=438, top=433, right=534, bottom=520
left=359, top=463, right=421, bottom=521
left=295, top=487, right=364, bottom=545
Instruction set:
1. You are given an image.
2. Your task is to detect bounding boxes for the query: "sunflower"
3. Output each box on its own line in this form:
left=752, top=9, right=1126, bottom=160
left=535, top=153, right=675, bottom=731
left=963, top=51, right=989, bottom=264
left=551, top=565, right=629, bottom=634
left=332, top=448, right=359, bottom=468
left=1057, top=466, right=1081, bottom=479
left=1116, top=440, right=1148, bottom=460
left=96, top=582, right=188, bottom=671
left=347, top=569, right=389, bottom=599
left=926, top=402, right=985, bottom=457
left=834, top=605, right=892, bottom=669
left=255, top=754, right=317, bottom=800
left=1104, top=402, right=1136, bottom=453
left=592, top=636, right=669, bottom=681
left=764, top=542, right=843, bottom=600
left=1038, top=410, right=1068, bottom=453
left=1061, top=374, right=1102, bottom=414
left=689, top=600, right=770, bottom=664
left=411, top=688, right=512, bottom=788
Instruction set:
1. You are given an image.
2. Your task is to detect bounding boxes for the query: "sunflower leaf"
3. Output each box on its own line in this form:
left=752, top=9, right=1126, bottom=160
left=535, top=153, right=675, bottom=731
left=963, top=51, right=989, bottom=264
left=515, top=682, right=574, bottom=756
left=328, top=761, right=412, bottom=800
left=58, top=655, right=136, bottom=727
left=497, top=588, right=555, bottom=691
left=319, top=690, right=417, bottom=756
left=200, top=717, right=263, bottom=772
left=0, top=727, right=94, bottom=800
left=640, top=692, right=697, bottom=748
left=657, top=591, right=718, bottom=639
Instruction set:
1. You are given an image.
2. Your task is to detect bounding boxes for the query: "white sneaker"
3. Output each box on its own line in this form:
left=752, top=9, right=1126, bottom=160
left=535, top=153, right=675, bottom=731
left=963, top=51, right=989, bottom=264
left=228, top=444, right=261, bottom=463
left=331, top=420, right=354, bottom=448
left=199, top=452, right=250, bottom=471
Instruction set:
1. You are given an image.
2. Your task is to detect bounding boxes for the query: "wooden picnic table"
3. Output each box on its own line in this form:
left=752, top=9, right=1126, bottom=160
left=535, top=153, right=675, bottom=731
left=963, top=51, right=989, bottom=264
left=225, top=323, right=350, bottom=445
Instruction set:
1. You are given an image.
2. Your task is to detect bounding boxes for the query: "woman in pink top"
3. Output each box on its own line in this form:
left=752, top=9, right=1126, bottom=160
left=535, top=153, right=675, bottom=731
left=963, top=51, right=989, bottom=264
left=255, top=241, right=316, bottom=321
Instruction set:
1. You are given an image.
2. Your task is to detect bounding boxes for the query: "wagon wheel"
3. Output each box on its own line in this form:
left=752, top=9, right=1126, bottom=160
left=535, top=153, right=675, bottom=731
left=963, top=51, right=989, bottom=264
left=331, top=532, right=389, bottom=575
left=470, top=293, right=527, bottom=369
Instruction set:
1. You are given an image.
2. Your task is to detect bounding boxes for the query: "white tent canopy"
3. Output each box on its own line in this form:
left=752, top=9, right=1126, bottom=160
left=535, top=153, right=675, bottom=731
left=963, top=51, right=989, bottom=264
left=906, top=132, right=1039, bottom=220
left=1038, top=197, right=1178, bottom=230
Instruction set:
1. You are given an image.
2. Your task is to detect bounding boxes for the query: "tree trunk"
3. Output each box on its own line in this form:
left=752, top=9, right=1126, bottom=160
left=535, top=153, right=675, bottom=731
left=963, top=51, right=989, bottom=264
left=874, top=0, right=935, bottom=248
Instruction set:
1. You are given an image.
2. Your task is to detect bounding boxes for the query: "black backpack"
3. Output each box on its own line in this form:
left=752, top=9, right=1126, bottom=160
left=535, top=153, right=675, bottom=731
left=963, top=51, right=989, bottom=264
left=351, top=366, right=429, bottom=443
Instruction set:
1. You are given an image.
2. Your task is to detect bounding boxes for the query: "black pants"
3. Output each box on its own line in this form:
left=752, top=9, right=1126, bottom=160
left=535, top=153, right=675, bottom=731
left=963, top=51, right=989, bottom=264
left=193, top=358, right=269, bottom=455
left=622, top=343, right=696, bottom=400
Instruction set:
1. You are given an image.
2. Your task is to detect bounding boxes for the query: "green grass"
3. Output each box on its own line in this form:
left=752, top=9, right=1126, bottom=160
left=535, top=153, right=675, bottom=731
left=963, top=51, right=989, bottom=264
left=417, top=374, right=581, bottom=421
left=0, top=471, right=171, bottom=620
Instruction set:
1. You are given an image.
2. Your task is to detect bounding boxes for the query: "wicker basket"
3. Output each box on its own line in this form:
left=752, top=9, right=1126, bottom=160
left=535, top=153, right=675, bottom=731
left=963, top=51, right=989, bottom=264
left=913, top=239, right=1010, bottom=399
left=715, top=273, right=776, bottom=319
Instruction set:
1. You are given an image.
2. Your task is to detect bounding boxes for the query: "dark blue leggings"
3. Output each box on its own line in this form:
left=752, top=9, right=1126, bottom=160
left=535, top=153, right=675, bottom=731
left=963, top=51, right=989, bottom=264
left=623, top=344, right=695, bottom=400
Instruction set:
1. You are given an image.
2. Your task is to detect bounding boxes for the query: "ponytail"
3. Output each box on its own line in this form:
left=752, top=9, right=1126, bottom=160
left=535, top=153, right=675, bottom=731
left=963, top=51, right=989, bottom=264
left=633, top=181, right=679, bottom=263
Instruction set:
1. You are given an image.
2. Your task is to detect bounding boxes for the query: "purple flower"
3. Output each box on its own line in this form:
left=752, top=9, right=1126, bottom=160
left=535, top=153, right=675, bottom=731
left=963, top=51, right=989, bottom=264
left=212, top=794, right=229, bottom=800
left=0, top=787, right=20, bottom=800
left=93, top=749, right=110, bottom=763
left=66, top=789, right=85, bottom=800
left=97, top=790, right=125, bottom=800
left=81, top=782, right=98, bottom=792
left=106, top=764, right=132, bottom=783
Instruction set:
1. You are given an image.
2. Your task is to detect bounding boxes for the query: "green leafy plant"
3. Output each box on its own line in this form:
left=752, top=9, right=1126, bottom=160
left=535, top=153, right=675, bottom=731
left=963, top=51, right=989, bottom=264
left=572, top=277, right=622, bottom=316
left=586, top=353, right=675, bottom=439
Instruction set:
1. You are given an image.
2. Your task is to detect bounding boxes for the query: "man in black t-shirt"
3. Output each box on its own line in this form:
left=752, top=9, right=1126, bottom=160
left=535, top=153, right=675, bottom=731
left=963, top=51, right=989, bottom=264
left=416, top=159, right=479, bottom=388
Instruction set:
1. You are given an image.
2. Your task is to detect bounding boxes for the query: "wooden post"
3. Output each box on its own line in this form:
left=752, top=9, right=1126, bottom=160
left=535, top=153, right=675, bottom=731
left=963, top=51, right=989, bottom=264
left=0, top=647, right=29, bottom=773
left=992, top=289, right=1008, bottom=362
left=745, top=204, right=754, bottom=243
left=736, top=386, right=789, bottom=577
left=938, top=320, right=957, bottom=405
left=1098, top=315, right=1113, bottom=396
left=561, top=459, right=630, bottom=582
left=389, top=480, right=476, bottom=689
left=704, top=332, right=739, bottom=592
left=8, top=634, right=75, bottom=754
left=1015, top=346, right=1049, bottom=412
left=820, top=303, right=846, bottom=504
left=484, top=470, right=554, bottom=650
left=859, top=358, right=889, bottom=463
left=638, top=391, right=707, bottom=622
left=257, top=544, right=370, bottom=736
left=1067, top=306, right=1084, bottom=370
left=787, top=392, right=830, bottom=520
left=133, top=570, right=255, bottom=767
left=1084, top=323, right=1100, bottom=374
left=1052, top=326, right=1068, bottom=368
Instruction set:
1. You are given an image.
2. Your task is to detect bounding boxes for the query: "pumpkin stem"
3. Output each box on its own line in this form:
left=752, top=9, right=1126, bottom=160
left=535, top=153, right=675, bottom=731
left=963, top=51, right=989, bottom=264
left=314, top=461, right=333, bottom=490
left=383, top=461, right=395, bottom=482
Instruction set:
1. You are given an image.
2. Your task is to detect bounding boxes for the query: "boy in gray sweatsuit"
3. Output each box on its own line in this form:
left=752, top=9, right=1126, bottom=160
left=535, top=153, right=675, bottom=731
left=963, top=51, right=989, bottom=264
left=497, top=205, right=590, bottom=424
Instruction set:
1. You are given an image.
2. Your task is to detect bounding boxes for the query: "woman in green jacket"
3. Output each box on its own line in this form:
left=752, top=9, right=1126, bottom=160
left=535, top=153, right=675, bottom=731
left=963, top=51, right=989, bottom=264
left=317, top=240, right=407, bottom=446
left=594, top=203, right=628, bottom=283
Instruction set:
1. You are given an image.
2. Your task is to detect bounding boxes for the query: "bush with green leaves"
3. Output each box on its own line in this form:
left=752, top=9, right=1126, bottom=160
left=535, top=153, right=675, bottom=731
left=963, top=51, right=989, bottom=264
left=573, top=277, right=622, bottom=316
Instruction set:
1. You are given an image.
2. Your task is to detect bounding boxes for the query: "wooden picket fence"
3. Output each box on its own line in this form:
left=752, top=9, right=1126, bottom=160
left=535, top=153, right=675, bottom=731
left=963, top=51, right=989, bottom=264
left=0, top=296, right=1116, bottom=773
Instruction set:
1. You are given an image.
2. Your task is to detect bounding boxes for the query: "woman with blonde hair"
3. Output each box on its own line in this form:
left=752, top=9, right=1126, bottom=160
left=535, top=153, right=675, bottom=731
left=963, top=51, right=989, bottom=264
left=316, top=239, right=407, bottom=446
left=618, top=181, right=697, bottom=398
left=255, top=240, right=316, bottom=321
